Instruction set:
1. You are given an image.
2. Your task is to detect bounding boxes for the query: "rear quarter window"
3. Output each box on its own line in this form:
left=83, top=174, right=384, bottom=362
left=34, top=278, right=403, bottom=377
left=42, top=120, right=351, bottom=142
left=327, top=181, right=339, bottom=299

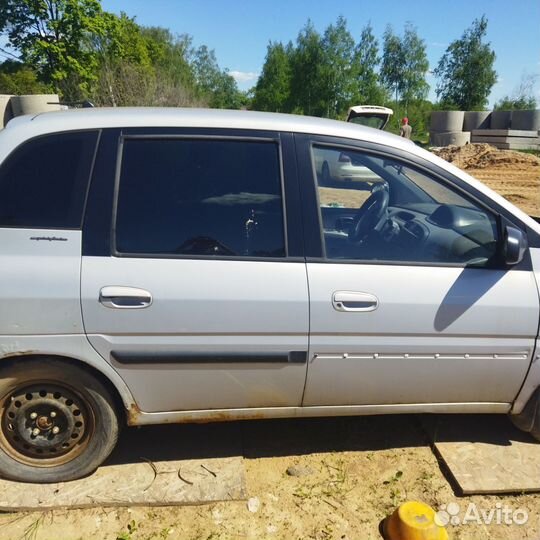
left=0, top=131, right=99, bottom=229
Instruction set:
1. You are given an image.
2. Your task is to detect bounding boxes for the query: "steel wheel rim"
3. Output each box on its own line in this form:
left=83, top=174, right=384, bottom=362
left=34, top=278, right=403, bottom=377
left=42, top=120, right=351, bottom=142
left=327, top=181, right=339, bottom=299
left=0, top=382, right=95, bottom=467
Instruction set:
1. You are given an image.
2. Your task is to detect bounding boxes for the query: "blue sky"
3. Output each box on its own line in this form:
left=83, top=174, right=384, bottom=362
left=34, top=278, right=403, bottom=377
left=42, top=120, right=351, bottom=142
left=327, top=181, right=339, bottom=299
left=103, top=1, right=539, bottom=106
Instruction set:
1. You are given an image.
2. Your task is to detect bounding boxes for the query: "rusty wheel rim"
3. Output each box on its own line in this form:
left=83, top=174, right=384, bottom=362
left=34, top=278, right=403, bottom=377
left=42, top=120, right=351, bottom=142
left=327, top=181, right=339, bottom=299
left=0, top=383, right=94, bottom=467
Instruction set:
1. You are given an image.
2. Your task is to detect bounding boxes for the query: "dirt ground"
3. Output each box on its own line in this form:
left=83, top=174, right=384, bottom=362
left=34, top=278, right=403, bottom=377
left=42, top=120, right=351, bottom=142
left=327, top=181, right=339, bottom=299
left=0, top=144, right=539, bottom=540
left=0, top=415, right=539, bottom=540
left=320, top=143, right=540, bottom=217
left=432, top=143, right=540, bottom=217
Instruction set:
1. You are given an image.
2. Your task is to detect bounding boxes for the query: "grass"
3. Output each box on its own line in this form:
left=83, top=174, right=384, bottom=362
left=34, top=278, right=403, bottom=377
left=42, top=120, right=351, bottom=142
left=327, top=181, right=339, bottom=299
left=382, top=470, right=405, bottom=510
left=21, top=514, right=46, bottom=540
left=116, top=519, right=138, bottom=540
left=517, top=148, right=540, bottom=158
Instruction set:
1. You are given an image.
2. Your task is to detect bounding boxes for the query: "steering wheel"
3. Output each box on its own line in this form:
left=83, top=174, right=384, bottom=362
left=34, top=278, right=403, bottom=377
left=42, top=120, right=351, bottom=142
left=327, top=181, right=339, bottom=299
left=348, top=186, right=390, bottom=243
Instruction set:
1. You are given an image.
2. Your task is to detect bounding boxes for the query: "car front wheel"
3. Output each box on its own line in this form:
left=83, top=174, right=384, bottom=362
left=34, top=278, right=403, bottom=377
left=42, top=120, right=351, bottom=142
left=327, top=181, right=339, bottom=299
left=0, top=358, right=119, bottom=483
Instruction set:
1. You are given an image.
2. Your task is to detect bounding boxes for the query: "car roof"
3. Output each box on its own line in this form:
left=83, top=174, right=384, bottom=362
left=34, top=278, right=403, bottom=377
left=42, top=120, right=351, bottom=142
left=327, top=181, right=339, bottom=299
left=6, top=106, right=411, bottom=147
left=3, top=107, right=539, bottom=233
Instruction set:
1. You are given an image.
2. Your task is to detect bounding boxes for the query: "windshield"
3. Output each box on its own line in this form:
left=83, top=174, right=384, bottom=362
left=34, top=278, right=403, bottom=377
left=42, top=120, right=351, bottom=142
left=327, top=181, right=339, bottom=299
left=347, top=113, right=389, bottom=130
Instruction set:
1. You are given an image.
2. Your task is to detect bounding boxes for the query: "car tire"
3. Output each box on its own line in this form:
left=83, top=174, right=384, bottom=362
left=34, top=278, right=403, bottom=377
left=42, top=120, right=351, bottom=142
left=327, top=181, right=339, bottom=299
left=322, top=161, right=330, bottom=185
left=0, top=357, right=120, bottom=483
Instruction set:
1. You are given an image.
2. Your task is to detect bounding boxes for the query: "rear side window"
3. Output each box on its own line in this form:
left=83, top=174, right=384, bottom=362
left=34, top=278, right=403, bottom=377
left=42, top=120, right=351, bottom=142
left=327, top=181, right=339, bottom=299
left=115, top=138, right=285, bottom=258
left=0, top=131, right=98, bottom=229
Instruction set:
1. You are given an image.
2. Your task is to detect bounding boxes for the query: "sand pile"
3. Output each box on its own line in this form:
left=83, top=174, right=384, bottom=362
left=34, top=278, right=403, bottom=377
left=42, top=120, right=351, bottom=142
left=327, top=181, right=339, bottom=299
left=432, top=143, right=540, bottom=170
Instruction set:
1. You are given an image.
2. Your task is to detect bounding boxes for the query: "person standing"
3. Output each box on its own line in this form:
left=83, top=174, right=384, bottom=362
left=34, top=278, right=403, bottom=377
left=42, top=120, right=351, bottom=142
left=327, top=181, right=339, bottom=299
left=400, top=117, right=412, bottom=139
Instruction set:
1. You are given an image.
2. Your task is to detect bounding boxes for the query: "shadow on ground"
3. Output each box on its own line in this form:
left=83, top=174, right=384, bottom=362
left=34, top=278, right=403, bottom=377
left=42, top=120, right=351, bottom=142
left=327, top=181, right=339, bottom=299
left=106, top=413, right=535, bottom=467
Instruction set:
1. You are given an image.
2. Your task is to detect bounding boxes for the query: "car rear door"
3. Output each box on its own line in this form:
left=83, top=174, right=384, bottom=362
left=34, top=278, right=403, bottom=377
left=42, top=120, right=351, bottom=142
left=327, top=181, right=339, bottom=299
left=296, top=134, right=539, bottom=407
left=81, top=128, right=308, bottom=413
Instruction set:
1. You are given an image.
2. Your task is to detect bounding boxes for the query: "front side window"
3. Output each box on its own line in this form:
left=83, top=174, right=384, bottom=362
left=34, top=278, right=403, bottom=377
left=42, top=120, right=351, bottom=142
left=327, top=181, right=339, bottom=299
left=312, top=145, right=499, bottom=266
left=0, top=131, right=98, bottom=228
left=115, top=138, right=285, bottom=257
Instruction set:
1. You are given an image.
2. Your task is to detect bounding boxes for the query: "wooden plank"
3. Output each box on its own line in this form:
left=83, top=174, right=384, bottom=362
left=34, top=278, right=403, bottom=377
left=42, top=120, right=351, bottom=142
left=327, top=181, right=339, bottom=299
left=0, top=456, right=246, bottom=511
left=423, top=415, right=540, bottom=495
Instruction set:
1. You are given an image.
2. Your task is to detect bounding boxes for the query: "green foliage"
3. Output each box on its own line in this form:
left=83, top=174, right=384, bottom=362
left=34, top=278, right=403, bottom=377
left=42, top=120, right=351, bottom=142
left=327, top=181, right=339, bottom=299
left=252, top=42, right=292, bottom=112
left=401, top=24, right=429, bottom=105
left=4, top=6, right=507, bottom=119
left=289, top=20, right=324, bottom=116
left=0, top=1, right=241, bottom=108
left=385, top=99, right=433, bottom=142
left=381, top=23, right=429, bottom=112
left=254, top=18, right=391, bottom=118
left=140, top=27, right=194, bottom=90
left=0, top=0, right=107, bottom=100
left=192, top=45, right=242, bottom=108
left=494, top=73, right=538, bottom=110
left=318, top=16, right=357, bottom=118
left=380, top=25, right=405, bottom=103
left=494, top=96, right=536, bottom=111
left=434, top=16, right=497, bottom=110
left=0, top=60, right=50, bottom=94
left=90, top=13, right=204, bottom=107
left=91, top=11, right=154, bottom=105
left=116, top=519, right=137, bottom=540
left=353, top=23, right=387, bottom=106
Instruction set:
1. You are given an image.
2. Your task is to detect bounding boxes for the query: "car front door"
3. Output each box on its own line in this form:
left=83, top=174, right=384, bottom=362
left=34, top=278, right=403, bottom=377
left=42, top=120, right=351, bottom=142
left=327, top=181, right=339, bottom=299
left=81, top=129, right=308, bottom=413
left=296, top=134, right=539, bottom=407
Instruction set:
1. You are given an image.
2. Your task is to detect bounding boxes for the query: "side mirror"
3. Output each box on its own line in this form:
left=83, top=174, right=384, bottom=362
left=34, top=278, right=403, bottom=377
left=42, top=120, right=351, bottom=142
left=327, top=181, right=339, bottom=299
left=504, top=225, right=528, bottom=265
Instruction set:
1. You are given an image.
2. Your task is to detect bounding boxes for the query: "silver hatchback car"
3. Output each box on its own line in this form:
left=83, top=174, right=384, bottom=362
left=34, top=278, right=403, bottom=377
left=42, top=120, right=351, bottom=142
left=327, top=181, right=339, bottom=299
left=0, top=108, right=539, bottom=483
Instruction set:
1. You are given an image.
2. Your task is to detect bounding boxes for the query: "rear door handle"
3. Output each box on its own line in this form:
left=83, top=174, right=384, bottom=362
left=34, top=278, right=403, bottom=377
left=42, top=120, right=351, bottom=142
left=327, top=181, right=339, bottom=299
left=99, top=286, right=153, bottom=309
left=332, top=291, right=378, bottom=312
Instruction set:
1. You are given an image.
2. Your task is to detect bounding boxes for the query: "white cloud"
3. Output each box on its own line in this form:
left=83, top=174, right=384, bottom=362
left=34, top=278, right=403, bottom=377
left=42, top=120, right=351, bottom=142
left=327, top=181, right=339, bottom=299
left=229, top=70, right=259, bottom=83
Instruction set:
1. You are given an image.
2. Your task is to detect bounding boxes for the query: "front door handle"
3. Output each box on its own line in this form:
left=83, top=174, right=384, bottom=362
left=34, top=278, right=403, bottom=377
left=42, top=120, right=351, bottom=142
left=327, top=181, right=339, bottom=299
left=332, top=291, right=378, bottom=312
left=99, top=286, right=153, bottom=309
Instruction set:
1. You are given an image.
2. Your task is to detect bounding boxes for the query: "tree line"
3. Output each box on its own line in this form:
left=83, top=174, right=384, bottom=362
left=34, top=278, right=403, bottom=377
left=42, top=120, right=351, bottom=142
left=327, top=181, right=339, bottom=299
left=0, top=1, right=536, bottom=132
left=0, top=0, right=245, bottom=108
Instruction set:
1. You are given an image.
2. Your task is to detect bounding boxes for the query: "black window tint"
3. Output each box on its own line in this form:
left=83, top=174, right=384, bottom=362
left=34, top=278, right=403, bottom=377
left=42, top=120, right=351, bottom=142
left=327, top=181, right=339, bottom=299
left=116, top=139, right=285, bottom=257
left=0, top=131, right=98, bottom=228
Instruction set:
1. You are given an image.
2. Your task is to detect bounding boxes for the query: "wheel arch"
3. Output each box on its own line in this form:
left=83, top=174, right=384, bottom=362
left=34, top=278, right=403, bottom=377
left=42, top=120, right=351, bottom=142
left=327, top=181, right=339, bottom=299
left=0, top=353, right=133, bottom=426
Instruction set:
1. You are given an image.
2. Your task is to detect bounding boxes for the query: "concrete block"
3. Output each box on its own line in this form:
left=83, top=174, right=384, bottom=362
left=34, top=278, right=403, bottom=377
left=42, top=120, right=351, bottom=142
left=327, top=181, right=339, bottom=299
left=471, top=135, right=540, bottom=145
left=429, top=131, right=471, bottom=147
left=463, top=111, right=491, bottom=131
left=486, top=142, right=539, bottom=150
left=10, top=94, right=61, bottom=116
left=490, top=110, right=512, bottom=129
left=471, top=129, right=539, bottom=137
left=0, top=95, right=13, bottom=128
left=424, top=415, right=540, bottom=495
left=430, top=111, right=465, bottom=133
left=511, top=109, right=540, bottom=131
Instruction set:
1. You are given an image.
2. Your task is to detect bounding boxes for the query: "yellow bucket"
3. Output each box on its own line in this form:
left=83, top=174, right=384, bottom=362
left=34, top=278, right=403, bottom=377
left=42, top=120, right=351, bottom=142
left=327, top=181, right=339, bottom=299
left=383, top=501, right=449, bottom=540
